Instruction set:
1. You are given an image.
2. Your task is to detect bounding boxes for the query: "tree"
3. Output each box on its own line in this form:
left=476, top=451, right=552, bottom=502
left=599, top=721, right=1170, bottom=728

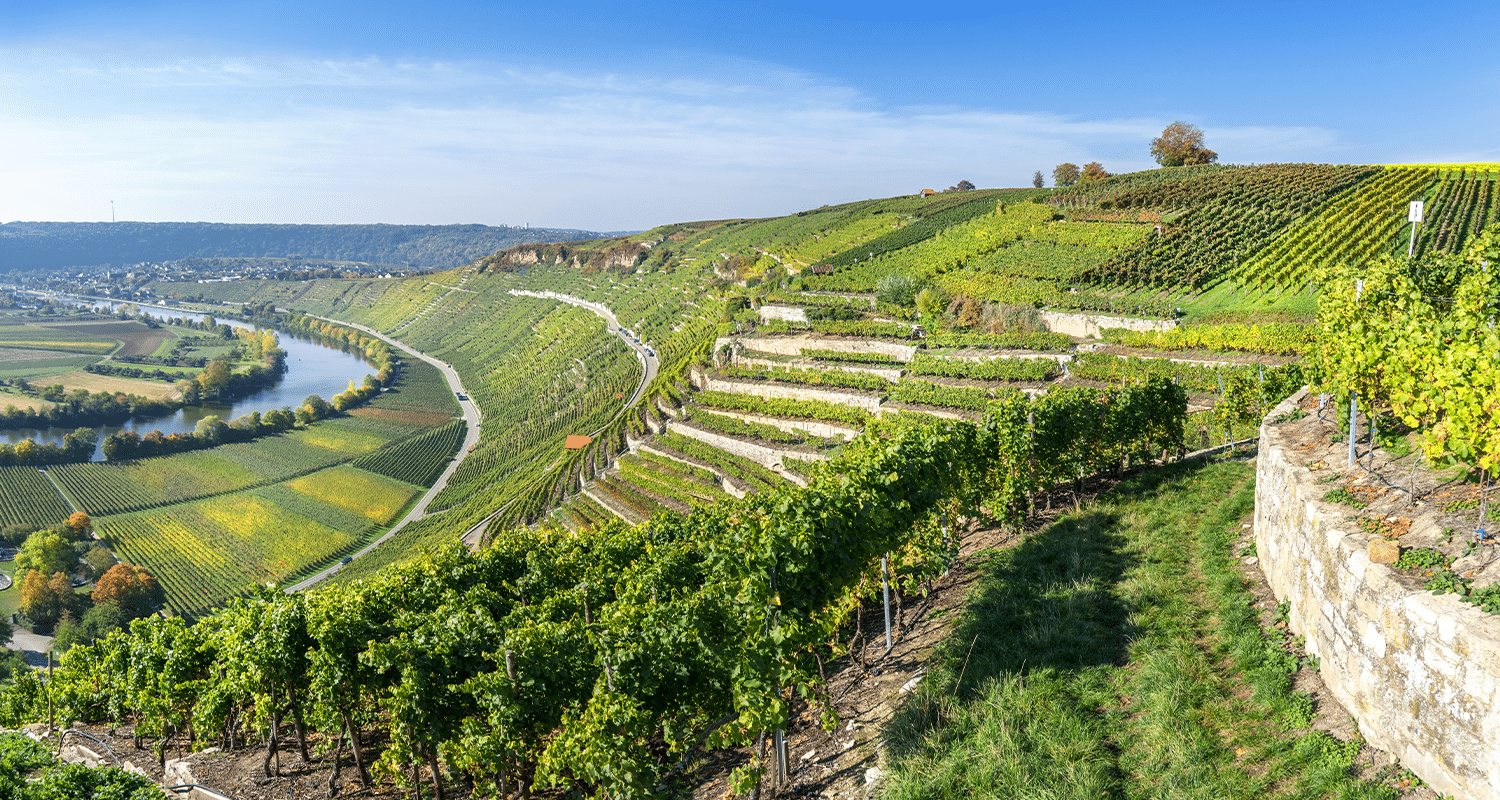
left=194, top=414, right=227, bottom=445
left=197, top=358, right=233, bottom=398
left=1150, top=121, right=1218, bottom=167
left=953, top=180, right=975, bottom=191
left=53, top=604, right=124, bottom=653
left=94, top=563, right=165, bottom=620
left=65, top=512, right=92, bottom=540
left=1032, top=170, right=1045, bottom=188
left=16, top=531, right=76, bottom=578
left=19, top=571, right=72, bottom=632
left=1053, top=163, right=1080, bottom=187
left=1081, top=161, right=1111, bottom=181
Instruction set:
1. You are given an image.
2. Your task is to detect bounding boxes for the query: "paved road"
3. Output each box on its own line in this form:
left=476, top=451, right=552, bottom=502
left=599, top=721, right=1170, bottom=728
left=287, top=289, right=658, bottom=584
left=284, top=314, right=483, bottom=592
left=456, top=289, right=659, bottom=548
left=8, top=627, right=56, bottom=667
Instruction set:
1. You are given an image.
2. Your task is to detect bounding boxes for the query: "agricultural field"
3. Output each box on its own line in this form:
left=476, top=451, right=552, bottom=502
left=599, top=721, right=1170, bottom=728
left=283, top=465, right=417, bottom=524
left=32, top=319, right=171, bottom=357
left=21, top=370, right=180, bottom=401
left=0, top=318, right=116, bottom=355
left=0, top=466, right=72, bottom=528
left=49, top=453, right=264, bottom=515
left=101, top=488, right=363, bottom=617
left=351, top=418, right=466, bottom=486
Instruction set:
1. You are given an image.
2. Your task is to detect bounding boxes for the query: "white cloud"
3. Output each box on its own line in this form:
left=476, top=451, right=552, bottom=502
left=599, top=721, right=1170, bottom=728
left=0, top=51, right=1351, bottom=228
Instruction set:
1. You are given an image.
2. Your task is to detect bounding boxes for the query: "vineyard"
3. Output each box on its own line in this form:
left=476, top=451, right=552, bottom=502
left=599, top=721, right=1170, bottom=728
left=15, top=157, right=1500, bottom=799
left=14, top=376, right=1190, bottom=798
left=1233, top=167, right=1434, bottom=291
left=0, top=466, right=71, bottom=528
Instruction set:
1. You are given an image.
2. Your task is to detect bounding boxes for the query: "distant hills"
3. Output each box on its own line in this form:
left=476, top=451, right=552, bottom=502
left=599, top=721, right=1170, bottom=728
left=0, top=221, right=635, bottom=271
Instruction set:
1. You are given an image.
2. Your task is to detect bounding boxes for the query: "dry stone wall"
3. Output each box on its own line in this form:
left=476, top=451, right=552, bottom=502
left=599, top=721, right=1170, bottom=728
left=690, top=368, right=884, bottom=411
left=1040, top=309, right=1177, bottom=339
left=717, top=335, right=917, bottom=361
left=666, top=419, right=826, bottom=469
left=1256, top=389, right=1500, bottom=800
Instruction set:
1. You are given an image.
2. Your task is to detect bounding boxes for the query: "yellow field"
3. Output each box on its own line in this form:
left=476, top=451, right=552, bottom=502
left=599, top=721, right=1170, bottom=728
left=293, top=426, right=385, bottom=454
left=0, top=391, right=50, bottom=412
left=30, top=371, right=179, bottom=400
left=284, top=465, right=416, bottom=523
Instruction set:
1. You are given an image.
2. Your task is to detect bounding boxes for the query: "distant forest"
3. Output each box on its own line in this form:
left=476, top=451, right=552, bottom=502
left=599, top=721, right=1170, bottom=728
left=0, top=221, right=634, bottom=271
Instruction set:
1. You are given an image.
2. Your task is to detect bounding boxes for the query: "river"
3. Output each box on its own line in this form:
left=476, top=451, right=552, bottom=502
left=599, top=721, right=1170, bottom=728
left=1, top=301, right=372, bottom=461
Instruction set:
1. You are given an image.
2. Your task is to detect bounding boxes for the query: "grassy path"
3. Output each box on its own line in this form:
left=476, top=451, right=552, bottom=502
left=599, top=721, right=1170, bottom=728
left=883, top=459, right=1396, bottom=800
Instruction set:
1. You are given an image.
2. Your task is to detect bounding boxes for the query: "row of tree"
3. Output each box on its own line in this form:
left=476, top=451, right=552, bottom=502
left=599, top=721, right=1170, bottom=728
left=1032, top=121, right=1218, bottom=187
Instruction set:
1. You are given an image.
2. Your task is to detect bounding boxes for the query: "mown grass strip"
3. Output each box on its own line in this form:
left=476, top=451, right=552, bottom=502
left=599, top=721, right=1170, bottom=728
left=884, top=460, right=1396, bottom=800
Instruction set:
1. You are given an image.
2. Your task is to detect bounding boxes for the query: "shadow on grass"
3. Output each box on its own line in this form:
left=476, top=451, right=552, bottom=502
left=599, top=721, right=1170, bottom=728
left=880, top=459, right=1218, bottom=799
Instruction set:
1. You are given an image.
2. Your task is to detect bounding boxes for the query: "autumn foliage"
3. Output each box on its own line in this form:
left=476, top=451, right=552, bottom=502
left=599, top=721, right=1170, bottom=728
left=93, top=563, right=165, bottom=620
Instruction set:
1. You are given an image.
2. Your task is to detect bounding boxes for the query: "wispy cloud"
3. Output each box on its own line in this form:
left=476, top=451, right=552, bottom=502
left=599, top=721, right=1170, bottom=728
left=0, top=51, right=1351, bottom=228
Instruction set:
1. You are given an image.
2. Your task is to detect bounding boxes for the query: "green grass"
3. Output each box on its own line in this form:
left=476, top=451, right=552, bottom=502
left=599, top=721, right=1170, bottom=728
left=883, top=460, right=1396, bottom=800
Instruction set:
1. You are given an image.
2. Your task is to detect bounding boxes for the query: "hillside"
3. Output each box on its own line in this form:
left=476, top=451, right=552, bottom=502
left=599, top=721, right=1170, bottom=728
left=3, top=163, right=1497, bottom=799
left=0, top=220, right=635, bottom=271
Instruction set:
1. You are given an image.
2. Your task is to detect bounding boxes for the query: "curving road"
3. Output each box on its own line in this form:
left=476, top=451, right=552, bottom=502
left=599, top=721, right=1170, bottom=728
left=455, top=290, right=658, bottom=547
left=287, top=289, right=658, bottom=586
left=284, top=313, right=482, bottom=592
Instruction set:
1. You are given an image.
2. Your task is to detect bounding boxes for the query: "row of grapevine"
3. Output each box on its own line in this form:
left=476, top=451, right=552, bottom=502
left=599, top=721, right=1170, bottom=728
left=905, top=353, right=1060, bottom=382
left=350, top=419, right=467, bottom=486
left=0, top=466, right=72, bottom=528
left=889, top=379, right=1012, bottom=411
left=1234, top=167, right=1434, bottom=290
left=1099, top=322, right=1316, bottom=355
left=800, top=348, right=900, bottom=364
left=923, top=330, right=1073, bottom=351
left=716, top=364, right=891, bottom=392
left=679, top=409, right=831, bottom=448
left=691, top=390, right=873, bottom=428
left=16, top=379, right=1189, bottom=799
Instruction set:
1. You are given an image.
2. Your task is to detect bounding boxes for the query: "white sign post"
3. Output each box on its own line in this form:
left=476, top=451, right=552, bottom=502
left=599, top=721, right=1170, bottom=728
left=1408, top=200, right=1424, bottom=257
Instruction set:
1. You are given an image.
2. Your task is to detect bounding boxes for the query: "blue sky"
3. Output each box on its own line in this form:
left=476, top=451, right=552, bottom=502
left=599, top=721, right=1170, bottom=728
left=4, top=1, right=1498, bottom=231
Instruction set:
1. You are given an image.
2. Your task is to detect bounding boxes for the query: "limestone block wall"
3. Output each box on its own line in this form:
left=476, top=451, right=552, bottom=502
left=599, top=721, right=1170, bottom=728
left=690, top=368, right=884, bottom=411
left=1256, top=390, right=1500, bottom=800
left=687, top=407, right=861, bottom=440
left=733, top=354, right=902, bottom=383
left=716, top=335, right=917, bottom=361
left=758, top=305, right=809, bottom=323
left=1040, top=309, right=1177, bottom=339
left=666, top=419, right=826, bottom=468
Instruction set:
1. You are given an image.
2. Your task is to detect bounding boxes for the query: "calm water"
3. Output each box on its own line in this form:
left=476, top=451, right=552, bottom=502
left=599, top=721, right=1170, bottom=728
left=2, top=301, right=372, bottom=461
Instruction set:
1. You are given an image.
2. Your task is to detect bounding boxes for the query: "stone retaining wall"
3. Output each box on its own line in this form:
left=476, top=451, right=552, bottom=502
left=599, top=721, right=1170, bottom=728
left=690, top=368, right=884, bottom=411
left=1255, top=389, right=1500, bottom=800
left=758, top=305, right=809, bottom=323
left=717, top=335, right=917, bottom=361
left=666, top=419, right=826, bottom=469
left=1040, top=309, right=1177, bottom=339
left=686, top=407, right=861, bottom=441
